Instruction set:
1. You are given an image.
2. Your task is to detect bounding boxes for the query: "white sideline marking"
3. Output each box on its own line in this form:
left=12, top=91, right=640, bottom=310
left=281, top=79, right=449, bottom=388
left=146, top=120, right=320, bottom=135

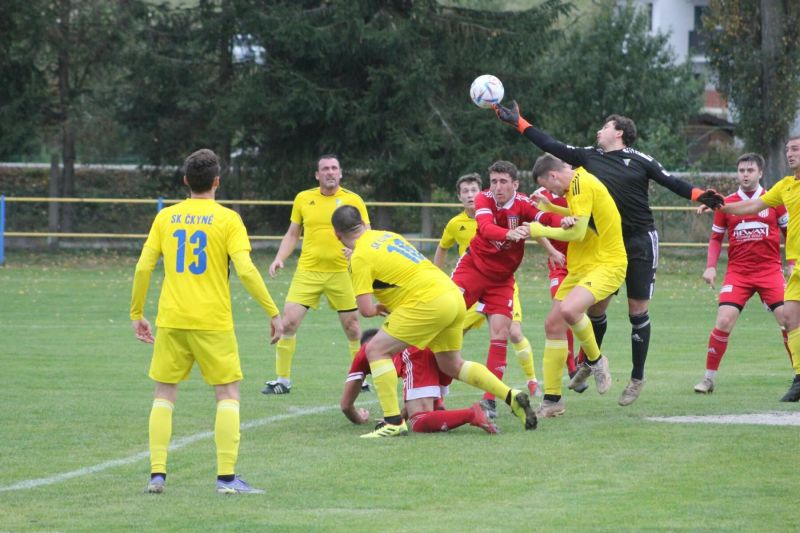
left=647, top=411, right=800, bottom=426
left=0, top=405, right=337, bottom=493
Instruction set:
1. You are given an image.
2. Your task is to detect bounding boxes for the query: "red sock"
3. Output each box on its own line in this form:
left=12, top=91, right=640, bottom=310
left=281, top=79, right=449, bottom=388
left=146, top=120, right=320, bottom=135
left=483, top=339, right=507, bottom=401
left=408, top=409, right=474, bottom=433
left=566, top=329, right=576, bottom=374
left=706, top=328, right=729, bottom=371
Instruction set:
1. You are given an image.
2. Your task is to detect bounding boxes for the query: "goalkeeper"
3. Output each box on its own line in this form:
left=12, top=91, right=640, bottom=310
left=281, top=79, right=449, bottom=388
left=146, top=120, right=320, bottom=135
left=494, top=102, right=724, bottom=407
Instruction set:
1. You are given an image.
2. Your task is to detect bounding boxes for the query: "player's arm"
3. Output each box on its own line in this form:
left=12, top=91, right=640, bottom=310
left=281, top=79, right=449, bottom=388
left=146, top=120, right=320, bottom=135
left=433, top=246, right=450, bottom=269
left=341, top=379, right=369, bottom=424
left=494, top=101, right=588, bottom=168
left=537, top=237, right=566, bottom=268
left=535, top=196, right=571, bottom=216
left=356, top=293, right=388, bottom=318
left=525, top=216, right=590, bottom=242
left=721, top=197, right=769, bottom=216
left=644, top=158, right=725, bottom=209
left=130, top=245, right=161, bottom=344
left=269, top=221, right=302, bottom=277
left=230, top=250, right=283, bottom=343
left=703, top=231, right=725, bottom=289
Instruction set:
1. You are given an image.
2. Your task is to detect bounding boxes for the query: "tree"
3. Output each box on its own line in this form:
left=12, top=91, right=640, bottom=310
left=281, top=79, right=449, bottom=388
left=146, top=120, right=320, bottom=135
left=531, top=1, right=703, bottom=169
left=704, top=0, right=800, bottom=186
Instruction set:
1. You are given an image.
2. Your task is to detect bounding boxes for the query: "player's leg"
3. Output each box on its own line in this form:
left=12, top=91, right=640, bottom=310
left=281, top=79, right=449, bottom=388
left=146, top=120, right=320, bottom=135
left=539, top=299, right=569, bottom=417
left=146, top=327, right=193, bottom=494
left=509, top=285, right=539, bottom=396
left=212, top=381, right=264, bottom=494
left=780, top=299, right=800, bottom=401
left=483, top=313, right=512, bottom=401
left=772, top=305, right=792, bottom=364
left=326, top=271, right=362, bottom=359
left=263, top=302, right=308, bottom=394
left=695, top=304, right=740, bottom=394
left=361, top=330, right=409, bottom=437
left=561, top=286, right=610, bottom=394
left=624, top=230, right=658, bottom=385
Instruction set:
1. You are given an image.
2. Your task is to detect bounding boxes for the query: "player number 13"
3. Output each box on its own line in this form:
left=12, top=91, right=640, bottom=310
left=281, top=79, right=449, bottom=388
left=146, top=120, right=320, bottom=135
left=173, top=229, right=207, bottom=274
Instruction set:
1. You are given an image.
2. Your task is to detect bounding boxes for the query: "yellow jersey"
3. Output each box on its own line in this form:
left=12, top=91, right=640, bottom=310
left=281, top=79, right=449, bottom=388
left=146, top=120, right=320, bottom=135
left=350, top=229, right=454, bottom=311
left=565, top=167, right=627, bottom=271
left=143, top=198, right=252, bottom=330
left=761, top=175, right=800, bottom=260
left=438, top=211, right=477, bottom=256
left=291, top=187, right=370, bottom=272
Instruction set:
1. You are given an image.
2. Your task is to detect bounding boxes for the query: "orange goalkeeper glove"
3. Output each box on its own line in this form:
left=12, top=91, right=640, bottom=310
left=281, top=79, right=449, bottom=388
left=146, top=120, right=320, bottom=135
left=691, top=188, right=725, bottom=209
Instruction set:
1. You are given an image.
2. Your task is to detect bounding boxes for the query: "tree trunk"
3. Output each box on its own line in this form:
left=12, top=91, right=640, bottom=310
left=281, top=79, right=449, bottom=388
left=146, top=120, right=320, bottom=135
left=760, top=0, right=786, bottom=188
left=48, top=153, right=60, bottom=249
left=60, top=123, right=76, bottom=232
left=57, top=0, right=75, bottom=232
left=419, top=182, right=433, bottom=253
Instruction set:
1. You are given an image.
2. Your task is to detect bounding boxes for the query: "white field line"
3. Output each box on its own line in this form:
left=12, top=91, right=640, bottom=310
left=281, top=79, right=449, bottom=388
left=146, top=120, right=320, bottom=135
left=0, top=404, right=338, bottom=493
left=647, top=411, right=800, bottom=426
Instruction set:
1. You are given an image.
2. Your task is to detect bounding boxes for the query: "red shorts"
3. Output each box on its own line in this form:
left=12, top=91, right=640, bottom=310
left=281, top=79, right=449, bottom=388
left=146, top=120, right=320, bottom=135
left=549, top=267, right=568, bottom=299
left=451, top=252, right=515, bottom=318
left=719, top=268, right=785, bottom=310
left=396, top=348, right=453, bottom=401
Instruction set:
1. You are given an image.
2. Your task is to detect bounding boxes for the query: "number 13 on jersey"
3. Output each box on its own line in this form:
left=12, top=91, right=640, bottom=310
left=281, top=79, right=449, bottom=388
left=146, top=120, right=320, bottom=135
left=173, top=229, right=207, bottom=274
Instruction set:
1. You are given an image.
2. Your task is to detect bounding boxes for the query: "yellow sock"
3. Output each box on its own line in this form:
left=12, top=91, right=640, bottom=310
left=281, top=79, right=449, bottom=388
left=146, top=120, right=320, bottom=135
left=788, top=328, right=800, bottom=373
left=369, top=358, right=401, bottom=418
left=543, top=338, right=569, bottom=396
left=275, top=335, right=296, bottom=380
left=215, top=399, right=240, bottom=477
left=513, top=337, right=536, bottom=380
left=458, top=360, right=511, bottom=401
left=148, top=398, right=174, bottom=474
left=348, top=339, right=360, bottom=360
left=571, top=314, right=601, bottom=362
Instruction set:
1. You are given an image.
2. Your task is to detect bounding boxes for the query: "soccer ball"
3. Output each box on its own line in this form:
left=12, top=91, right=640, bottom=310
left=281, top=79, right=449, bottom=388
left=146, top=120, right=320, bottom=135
left=469, top=75, right=504, bottom=109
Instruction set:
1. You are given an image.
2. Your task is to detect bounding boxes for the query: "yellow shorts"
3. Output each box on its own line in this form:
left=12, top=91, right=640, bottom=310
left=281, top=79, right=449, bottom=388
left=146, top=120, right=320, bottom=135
left=286, top=270, right=357, bottom=311
left=383, top=288, right=466, bottom=353
left=785, top=269, right=800, bottom=302
left=555, top=263, right=627, bottom=303
left=150, top=328, right=242, bottom=385
left=462, top=282, right=522, bottom=331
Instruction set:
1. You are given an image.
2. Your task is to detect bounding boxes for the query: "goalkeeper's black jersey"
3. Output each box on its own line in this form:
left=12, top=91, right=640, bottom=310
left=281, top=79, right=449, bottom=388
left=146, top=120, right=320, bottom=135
left=522, top=126, right=695, bottom=236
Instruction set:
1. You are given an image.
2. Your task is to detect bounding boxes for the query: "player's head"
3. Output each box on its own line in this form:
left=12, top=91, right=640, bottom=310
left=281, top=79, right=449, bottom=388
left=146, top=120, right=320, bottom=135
left=597, top=114, right=637, bottom=149
left=787, top=136, right=800, bottom=171
left=183, top=149, right=221, bottom=193
left=360, top=328, right=379, bottom=345
left=736, top=153, right=764, bottom=191
left=532, top=153, right=572, bottom=196
left=487, top=160, right=518, bottom=204
left=332, top=205, right=365, bottom=248
left=455, top=173, right=482, bottom=210
left=316, top=153, right=342, bottom=193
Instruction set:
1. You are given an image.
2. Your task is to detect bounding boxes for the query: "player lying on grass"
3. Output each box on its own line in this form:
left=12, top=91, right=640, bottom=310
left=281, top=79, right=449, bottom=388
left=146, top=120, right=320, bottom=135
left=341, top=329, right=498, bottom=434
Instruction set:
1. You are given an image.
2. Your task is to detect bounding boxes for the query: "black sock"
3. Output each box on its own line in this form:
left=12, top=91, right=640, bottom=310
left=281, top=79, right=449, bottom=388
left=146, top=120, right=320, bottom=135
left=151, top=473, right=166, bottom=480
left=217, top=474, right=235, bottom=482
left=589, top=313, right=608, bottom=348
left=543, top=394, right=561, bottom=402
left=504, top=390, right=513, bottom=405
left=385, top=414, right=403, bottom=425
left=793, top=374, right=800, bottom=384
left=630, top=313, right=651, bottom=380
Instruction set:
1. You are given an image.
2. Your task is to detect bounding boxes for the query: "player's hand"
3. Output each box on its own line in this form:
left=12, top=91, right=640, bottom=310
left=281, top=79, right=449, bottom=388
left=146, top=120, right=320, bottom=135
left=268, top=258, right=283, bottom=278
left=702, top=267, right=716, bottom=289
left=132, top=318, right=155, bottom=344
left=548, top=250, right=566, bottom=269
left=533, top=191, right=551, bottom=209
left=506, top=227, right=528, bottom=242
left=269, top=315, right=284, bottom=344
left=494, top=100, right=521, bottom=127
left=696, top=204, right=712, bottom=214
left=560, top=216, right=577, bottom=229
left=786, top=260, right=795, bottom=279
left=693, top=188, right=725, bottom=210
left=375, top=303, right=390, bottom=317
left=342, top=247, right=353, bottom=260
left=355, top=407, right=370, bottom=424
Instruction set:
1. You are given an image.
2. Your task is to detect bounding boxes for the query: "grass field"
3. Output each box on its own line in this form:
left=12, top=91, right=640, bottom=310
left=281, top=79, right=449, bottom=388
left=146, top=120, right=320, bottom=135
left=0, top=248, right=796, bottom=532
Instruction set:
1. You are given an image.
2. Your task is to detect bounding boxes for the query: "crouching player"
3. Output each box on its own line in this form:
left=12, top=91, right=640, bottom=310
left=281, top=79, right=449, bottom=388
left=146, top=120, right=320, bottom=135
left=341, top=329, right=498, bottom=434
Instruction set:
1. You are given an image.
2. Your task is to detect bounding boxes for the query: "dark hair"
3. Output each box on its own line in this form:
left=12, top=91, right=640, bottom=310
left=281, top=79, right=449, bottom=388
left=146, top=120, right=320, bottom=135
left=318, top=153, right=340, bottom=167
left=531, top=153, right=566, bottom=180
left=487, top=160, right=518, bottom=181
left=331, top=205, right=364, bottom=234
left=184, top=149, right=220, bottom=192
left=455, top=173, right=482, bottom=193
left=737, top=152, right=764, bottom=171
left=604, top=114, right=637, bottom=146
left=360, top=328, right=379, bottom=345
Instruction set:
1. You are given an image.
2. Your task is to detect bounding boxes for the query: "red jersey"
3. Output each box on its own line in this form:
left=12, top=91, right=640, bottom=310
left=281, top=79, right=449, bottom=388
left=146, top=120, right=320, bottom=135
left=534, top=187, right=569, bottom=256
left=711, top=186, right=787, bottom=274
left=469, top=190, right=561, bottom=281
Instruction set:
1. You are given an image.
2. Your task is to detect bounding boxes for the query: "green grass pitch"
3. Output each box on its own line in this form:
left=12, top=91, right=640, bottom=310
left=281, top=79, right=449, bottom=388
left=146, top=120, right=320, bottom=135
left=0, top=249, right=795, bottom=531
